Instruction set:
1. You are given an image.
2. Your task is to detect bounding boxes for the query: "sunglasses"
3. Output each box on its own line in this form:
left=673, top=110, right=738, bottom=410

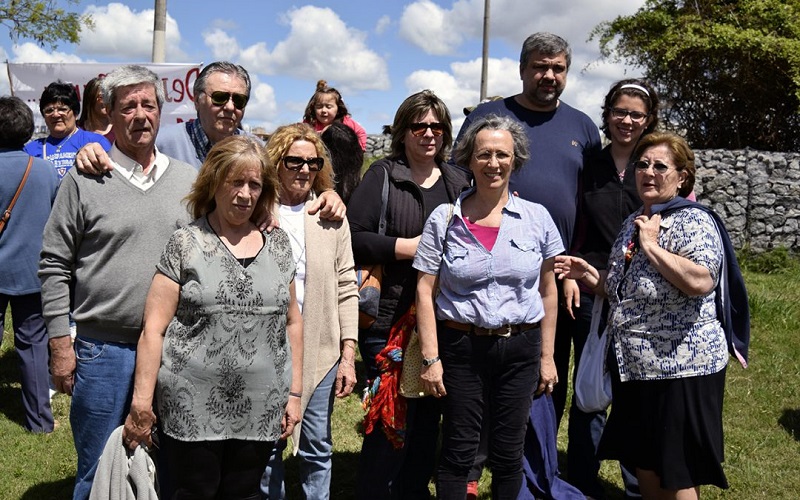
left=609, top=107, right=649, bottom=123
left=633, top=160, right=673, bottom=174
left=205, top=91, right=249, bottom=110
left=409, top=122, right=445, bottom=137
left=283, top=156, right=325, bottom=171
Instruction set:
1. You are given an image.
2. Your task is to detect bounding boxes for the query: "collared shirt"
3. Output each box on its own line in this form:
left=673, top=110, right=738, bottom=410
left=606, top=207, right=729, bottom=381
left=413, top=188, right=564, bottom=329
left=110, top=144, right=170, bottom=191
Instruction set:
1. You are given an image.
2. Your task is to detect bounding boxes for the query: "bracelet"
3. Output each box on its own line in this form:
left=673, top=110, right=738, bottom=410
left=288, top=391, right=302, bottom=398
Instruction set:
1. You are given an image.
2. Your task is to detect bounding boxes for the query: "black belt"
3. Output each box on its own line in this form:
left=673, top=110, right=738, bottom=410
left=442, top=320, right=539, bottom=337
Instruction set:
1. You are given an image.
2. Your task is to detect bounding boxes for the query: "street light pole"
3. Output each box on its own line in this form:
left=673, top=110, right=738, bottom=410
left=152, top=0, right=167, bottom=62
left=480, top=0, right=490, bottom=101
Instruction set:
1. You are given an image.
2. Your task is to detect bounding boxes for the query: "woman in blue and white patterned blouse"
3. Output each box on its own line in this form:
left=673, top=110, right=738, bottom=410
left=556, top=132, right=732, bottom=500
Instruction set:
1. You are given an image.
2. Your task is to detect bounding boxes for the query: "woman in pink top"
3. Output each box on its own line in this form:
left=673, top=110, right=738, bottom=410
left=303, top=80, right=367, bottom=150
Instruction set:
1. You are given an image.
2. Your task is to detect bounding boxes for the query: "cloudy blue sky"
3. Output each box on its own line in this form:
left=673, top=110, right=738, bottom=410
left=0, top=0, right=648, bottom=134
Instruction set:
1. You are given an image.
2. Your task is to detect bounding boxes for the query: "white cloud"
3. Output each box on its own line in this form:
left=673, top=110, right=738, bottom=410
left=203, top=28, right=240, bottom=61
left=405, top=56, right=520, bottom=128
left=10, top=43, right=85, bottom=63
left=399, top=0, right=465, bottom=56
left=78, top=3, right=187, bottom=62
left=375, top=15, right=391, bottom=35
left=398, top=0, right=646, bottom=68
left=233, top=6, right=389, bottom=92
left=397, top=0, right=649, bottom=128
left=244, top=78, right=279, bottom=125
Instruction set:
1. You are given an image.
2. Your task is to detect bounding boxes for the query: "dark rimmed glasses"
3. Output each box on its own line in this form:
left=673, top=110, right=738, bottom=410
left=204, top=91, right=249, bottom=110
left=283, top=156, right=325, bottom=171
left=633, top=160, right=673, bottom=174
left=609, top=107, right=649, bottom=123
left=409, top=122, right=445, bottom=137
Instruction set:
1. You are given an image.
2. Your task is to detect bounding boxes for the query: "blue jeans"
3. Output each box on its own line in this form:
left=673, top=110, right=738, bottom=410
left=436, top=325, right=541, bottom=500
left=70, top=335, right=136, bottom=500
left=261, top=363, right=338, bottom=499
left=0, top=293, right=54, bottom=433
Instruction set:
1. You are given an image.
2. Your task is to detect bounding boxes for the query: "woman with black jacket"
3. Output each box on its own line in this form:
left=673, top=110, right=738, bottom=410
left=348, top=90, right=469, bottom=499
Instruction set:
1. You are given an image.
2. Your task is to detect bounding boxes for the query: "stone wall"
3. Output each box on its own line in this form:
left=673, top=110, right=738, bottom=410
left=695, top=149, right=800, bottom=252
left=365, top=134, right=392, bottom=159
left=365, top=135, right=800, bottom=252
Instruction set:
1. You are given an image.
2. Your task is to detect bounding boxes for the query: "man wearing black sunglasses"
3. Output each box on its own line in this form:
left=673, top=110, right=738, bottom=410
left=157, top=61, right=253, bottom=169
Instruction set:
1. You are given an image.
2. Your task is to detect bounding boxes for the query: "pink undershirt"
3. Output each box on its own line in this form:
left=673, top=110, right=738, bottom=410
left=464, top=218, right=500, bottom=251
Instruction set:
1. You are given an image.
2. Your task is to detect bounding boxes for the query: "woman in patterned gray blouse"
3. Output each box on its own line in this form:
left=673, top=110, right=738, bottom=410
left=122, top=135, right=304, bottom=499
left=555, top=132, right=740, bottom=500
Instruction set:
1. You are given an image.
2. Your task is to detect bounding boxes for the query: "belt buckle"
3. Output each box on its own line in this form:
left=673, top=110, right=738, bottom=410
left=488, top=325, right=512, bottom=337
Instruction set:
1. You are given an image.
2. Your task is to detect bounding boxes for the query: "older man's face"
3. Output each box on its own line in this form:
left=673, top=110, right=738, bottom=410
left=109, top=83, right=161, bottom=158
left=519, top=50, right=568, bottom=112
left=195, top=72, right=248, bottom=144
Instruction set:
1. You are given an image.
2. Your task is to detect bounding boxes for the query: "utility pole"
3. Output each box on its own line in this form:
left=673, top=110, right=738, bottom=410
left=152, top=0, right=167, bottom=62
left=480, top=0, right=490, bottom=101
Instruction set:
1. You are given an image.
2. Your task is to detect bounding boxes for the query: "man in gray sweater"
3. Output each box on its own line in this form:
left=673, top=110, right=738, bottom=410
left=40, top=65, right=197, bottom=500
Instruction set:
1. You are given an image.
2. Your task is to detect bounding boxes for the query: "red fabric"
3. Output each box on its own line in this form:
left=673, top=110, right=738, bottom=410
left=362, top=306, right=417, bottom=449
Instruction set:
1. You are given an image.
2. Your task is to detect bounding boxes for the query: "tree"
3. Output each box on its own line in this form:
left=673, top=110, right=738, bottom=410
left=592, top=0, right=800, bottom=152
left=0, top=0, right=92, bottom=49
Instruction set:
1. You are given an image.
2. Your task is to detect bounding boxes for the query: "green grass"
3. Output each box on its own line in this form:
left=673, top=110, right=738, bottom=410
left=3, top=259, right=800, bottom=499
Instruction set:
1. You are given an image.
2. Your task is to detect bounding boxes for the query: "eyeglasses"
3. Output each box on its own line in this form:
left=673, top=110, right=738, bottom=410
left=43, top=106, right=72, bottom=116
left=633, top=160, right=675, bottom=174
left=283, top=156, right=325, bottom=171
left=474, top=150, right=514, bottom=165
left=204, top=91, right=249, bottom=110
left=409, top=122, right=445, bottom=137
left=609, top=107, right=649, bottom=123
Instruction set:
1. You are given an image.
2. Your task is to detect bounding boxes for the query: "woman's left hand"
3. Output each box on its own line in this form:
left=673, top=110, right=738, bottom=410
left=281, top=395, right=302, bottom=439
left=335, top=359, right=357, bottom=398
left=537, top=356, right=558, bottom=396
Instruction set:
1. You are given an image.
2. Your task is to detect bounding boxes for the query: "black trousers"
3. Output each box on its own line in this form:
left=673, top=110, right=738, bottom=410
left=357, top=333, right=441, bottom=500
left=436, top=325, right=541, bottom=500
left=163, top=434, right=274, bottom=500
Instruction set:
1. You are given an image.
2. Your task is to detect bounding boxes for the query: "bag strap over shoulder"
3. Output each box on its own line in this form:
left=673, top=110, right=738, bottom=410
left=0, top=156, right=34, bottom=235
left=377, top=165, right=389, bottom=236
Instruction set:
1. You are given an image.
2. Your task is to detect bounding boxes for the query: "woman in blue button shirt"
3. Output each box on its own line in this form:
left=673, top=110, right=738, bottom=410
left=414, top=114, right=562, bottom=499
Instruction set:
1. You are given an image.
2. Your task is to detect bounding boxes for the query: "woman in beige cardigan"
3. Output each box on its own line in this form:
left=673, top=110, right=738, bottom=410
left=260, top=123, right=359, bottom=499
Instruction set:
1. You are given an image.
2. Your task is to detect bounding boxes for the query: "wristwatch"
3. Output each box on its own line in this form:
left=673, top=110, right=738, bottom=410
left=422, top=355, right=441, bottom=367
